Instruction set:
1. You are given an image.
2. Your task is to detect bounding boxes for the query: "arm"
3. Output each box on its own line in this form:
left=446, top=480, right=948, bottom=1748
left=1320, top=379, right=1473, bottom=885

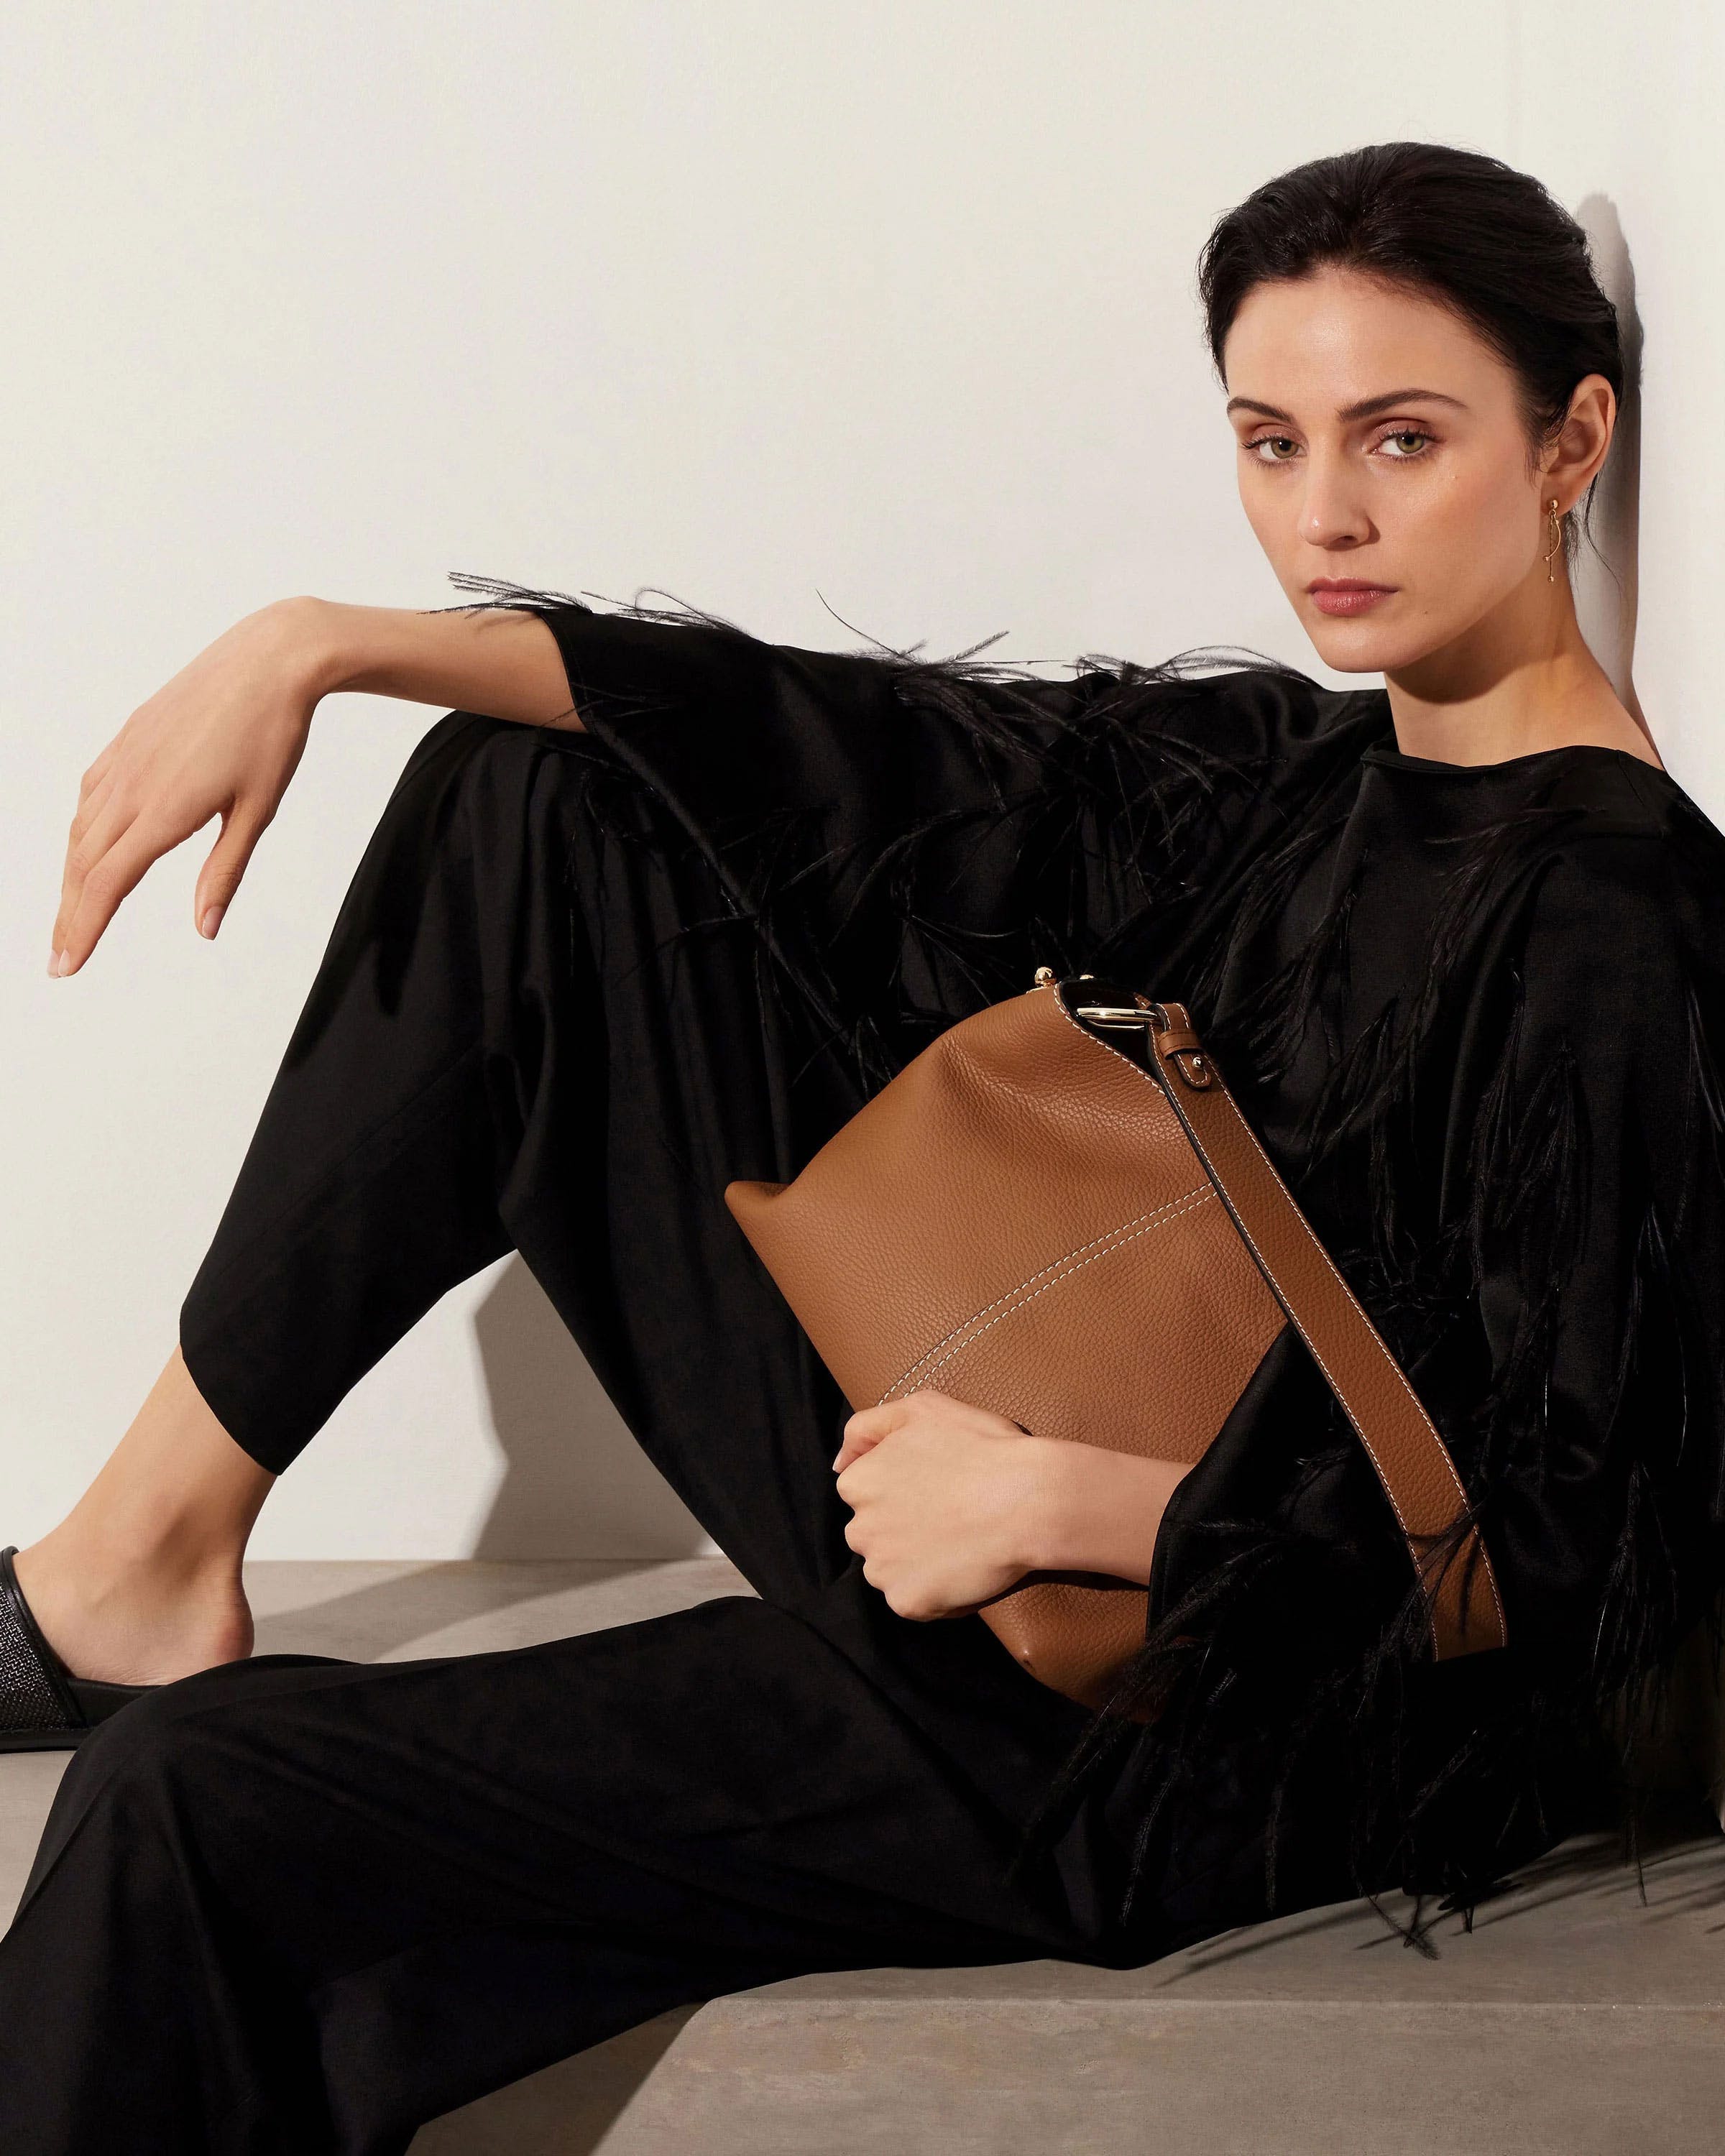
left=1450, top=838, right=1725, bottom=1685
left=308, top=599, right=581, bottom=730
left=50, top=596, right=576, bottom=977
left=832, top=1387, right=1187, bottom=1619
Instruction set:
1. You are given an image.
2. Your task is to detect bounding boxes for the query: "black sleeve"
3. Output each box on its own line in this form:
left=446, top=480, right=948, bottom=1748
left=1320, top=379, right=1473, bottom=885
left=446, top=579, right=1380, bottom=1090
left=1100, top=791, right=1725, bottom=1909
left=1460, top=829, right=1725, bottom=1690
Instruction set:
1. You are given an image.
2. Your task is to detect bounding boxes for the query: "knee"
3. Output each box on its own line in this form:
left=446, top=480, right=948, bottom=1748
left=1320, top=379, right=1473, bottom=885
left=12, top=1685, right=231, bottom=1920
left=63, top=1656, right=336, bottom=1812
left=64, top=1677, right=228, bottom=1807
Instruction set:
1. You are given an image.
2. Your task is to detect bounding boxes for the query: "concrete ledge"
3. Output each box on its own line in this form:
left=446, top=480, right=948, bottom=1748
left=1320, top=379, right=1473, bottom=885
left=418, top=1815, right=1725, bottom=2155
left=591, top=1999, right=1723, bottom=2156
left=4, top=1563, right=1721, bottom=2155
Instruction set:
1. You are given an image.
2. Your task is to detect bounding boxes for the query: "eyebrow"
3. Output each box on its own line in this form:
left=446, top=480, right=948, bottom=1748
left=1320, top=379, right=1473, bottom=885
left=1224, top=388, right=1469, bottom=423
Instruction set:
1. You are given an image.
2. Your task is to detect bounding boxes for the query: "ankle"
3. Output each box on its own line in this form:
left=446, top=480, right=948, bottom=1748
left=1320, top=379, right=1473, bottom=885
left=9, top=1346, right=273, bottom=1689
left=12, top=1533, right=254, bottom=1688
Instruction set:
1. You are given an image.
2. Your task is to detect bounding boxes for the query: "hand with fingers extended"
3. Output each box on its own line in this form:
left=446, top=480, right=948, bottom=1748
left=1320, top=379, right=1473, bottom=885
left=47, top=591, right=580, bottom=978
left=49, top=597, right=328, bottom=977
left=832, top=1386, right=1189, bottom=1622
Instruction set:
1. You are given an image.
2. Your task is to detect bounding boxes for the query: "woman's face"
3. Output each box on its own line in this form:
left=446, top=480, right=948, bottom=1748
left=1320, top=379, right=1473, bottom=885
left=1220, top=264, right=1600, bottom=676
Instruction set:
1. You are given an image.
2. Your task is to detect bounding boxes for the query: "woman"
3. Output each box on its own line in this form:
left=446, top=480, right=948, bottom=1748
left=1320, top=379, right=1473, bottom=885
left=5, top=138, right=1724, bottom=2152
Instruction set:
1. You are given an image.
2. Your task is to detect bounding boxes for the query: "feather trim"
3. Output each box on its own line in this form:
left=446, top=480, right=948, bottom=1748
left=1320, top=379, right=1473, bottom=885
left=443, top=573, right=1725, bottom=1944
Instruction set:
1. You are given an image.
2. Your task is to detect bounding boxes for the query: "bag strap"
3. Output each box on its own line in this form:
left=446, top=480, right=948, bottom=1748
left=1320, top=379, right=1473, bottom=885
left=1112, top=994, right=1506, bottom=1661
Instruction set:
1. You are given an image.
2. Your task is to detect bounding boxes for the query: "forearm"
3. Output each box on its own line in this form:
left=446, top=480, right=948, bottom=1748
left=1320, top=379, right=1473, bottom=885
left=1024, top=1439, right=1187, bottom=1586
left=295, top=597, right=583, bottom=730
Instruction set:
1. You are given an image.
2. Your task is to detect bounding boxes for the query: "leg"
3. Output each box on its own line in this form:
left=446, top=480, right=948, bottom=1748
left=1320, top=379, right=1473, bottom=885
left=13, top=1348, right=269, bottom=1685
left=0, top=1593, right=1109, bottom=2156
left=12, top=703, right=872, bottom=1690
left=0, top=709, right=1358, bottom=2147
left=14, top=709, right=530, bottom=1687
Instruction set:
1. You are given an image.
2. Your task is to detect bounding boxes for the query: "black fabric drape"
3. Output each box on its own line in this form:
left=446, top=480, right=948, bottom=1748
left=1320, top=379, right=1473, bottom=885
left=6, top=576, right=1725, bottom=2151
left=1, top=681, right=1368, bottom=2155
left=479, top=579, right=1725, bottom=1900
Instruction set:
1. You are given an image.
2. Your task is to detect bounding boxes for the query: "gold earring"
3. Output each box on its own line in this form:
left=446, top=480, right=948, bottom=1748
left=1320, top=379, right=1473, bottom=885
left=1542, top=497, right=1563, bottom=581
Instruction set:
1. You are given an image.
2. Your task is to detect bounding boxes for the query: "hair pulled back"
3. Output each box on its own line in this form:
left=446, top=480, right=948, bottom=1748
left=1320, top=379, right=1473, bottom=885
left=1196, top=142, right=1627, bottom=568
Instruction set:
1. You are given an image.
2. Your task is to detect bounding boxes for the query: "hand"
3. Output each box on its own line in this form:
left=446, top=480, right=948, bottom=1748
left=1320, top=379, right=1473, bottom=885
left=832, top=1387, right=1063, bottom=1621
left=834, top=1389, right=1192, bottom=1623
left=50, top=596, right=329, bottom=976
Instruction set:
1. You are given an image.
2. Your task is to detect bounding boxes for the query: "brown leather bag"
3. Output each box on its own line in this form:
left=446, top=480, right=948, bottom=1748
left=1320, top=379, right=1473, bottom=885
left=724, top=970, right=1505, bottom=1710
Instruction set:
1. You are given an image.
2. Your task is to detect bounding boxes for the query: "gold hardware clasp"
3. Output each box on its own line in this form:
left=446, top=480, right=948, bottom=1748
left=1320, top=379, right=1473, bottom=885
left=1072, top=1003, right=1154, bottom=1028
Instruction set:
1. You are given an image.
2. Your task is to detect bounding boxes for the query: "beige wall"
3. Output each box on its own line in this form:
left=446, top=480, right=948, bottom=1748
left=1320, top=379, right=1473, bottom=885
left=3, top=2, right=1719, bottom=1557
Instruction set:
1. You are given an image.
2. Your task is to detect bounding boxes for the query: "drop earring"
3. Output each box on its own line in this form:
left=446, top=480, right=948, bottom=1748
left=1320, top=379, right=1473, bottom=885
left=1542, top=496, right=1563, bottom=582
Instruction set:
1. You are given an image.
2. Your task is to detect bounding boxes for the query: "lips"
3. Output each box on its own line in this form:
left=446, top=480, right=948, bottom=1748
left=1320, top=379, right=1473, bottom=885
left=1307, top=581, right=1395, bottom=617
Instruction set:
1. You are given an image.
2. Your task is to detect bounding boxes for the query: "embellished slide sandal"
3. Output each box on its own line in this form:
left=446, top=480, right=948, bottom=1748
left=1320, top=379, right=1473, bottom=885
left=0, top=1547, right=156, bottom=1753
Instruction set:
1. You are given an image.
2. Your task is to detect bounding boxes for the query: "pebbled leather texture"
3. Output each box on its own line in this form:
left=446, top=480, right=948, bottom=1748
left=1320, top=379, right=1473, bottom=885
left=725, top=978, right=1505, bottom=1712
left=727, top=982, right=1285, bottom=1709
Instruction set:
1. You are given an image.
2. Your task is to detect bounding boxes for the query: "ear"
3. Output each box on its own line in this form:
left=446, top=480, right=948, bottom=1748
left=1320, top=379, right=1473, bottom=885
left=1542, top=372, right=1616, bottom=509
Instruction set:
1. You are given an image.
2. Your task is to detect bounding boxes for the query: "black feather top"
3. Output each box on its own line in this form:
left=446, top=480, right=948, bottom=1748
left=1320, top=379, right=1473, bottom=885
left=449, top=574, right=1725, bottom=1934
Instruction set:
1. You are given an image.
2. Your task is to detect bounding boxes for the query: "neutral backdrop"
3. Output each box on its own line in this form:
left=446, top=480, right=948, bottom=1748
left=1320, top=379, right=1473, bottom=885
left=4, top=2, right=1721, bottom=1559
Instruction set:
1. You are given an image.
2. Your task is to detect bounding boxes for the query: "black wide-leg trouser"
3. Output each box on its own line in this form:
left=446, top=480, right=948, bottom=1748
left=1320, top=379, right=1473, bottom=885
left=1, top=711, right=1292, bottom=2155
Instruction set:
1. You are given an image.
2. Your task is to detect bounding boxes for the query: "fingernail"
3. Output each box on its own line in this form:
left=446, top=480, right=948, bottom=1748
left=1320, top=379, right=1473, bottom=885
left=200, top=904, right=225, bottom=940
left=55, top=950, right=73, bottom=977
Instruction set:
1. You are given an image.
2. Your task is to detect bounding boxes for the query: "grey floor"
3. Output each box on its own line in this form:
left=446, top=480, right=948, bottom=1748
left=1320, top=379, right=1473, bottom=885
left=4, top=1560, right=1724, bottom=2154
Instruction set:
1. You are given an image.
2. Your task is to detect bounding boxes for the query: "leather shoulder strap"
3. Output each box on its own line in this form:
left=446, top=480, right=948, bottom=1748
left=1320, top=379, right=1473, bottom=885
left=1142, top=1001, right=1506, bottom=1662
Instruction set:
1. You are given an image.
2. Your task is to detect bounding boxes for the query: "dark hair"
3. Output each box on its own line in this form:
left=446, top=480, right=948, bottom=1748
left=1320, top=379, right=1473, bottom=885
left=1195, top=142, right=1627, bottom=571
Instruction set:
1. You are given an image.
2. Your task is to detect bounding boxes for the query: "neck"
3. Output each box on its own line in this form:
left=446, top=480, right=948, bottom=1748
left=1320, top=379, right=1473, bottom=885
left=1381, top=571, right=1662, bottom=771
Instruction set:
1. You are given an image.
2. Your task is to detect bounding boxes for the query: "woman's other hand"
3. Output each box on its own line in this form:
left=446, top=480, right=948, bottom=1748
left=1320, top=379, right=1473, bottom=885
left=47, top=595, right=577, bottom=977
left=833, top=1387, right=1190, bottom=1622
left=50, top=597, right=328, bottom=976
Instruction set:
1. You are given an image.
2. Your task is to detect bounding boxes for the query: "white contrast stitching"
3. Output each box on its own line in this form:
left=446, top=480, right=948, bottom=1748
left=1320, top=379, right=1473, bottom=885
left=880, top=1183, right=1217, bottom=1402
left=879, top=1182, right=1213, bottom=1401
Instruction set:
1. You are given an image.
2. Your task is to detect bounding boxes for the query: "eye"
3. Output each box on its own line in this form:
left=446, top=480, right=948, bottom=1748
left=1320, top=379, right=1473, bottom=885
left=1376, top=428, right=1435, bottom=459
left=1245, top=434, right=1300, bottom=463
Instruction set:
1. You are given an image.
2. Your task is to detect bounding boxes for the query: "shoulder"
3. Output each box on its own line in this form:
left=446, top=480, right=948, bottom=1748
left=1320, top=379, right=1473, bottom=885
left=1496, top=763, right=1725, bottom=1070
left=1519, top=757, right=1725, bottom=941
left=855, top=642, right=1391, bottom=782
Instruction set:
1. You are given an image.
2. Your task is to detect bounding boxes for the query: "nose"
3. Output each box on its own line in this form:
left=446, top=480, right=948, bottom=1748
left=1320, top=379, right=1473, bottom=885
left=1297, top=451, right=1373, bottom=550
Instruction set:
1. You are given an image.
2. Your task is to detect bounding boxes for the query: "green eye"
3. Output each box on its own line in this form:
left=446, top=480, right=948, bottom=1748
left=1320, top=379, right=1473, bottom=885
left=1381, top=429, right=1434, bottom=457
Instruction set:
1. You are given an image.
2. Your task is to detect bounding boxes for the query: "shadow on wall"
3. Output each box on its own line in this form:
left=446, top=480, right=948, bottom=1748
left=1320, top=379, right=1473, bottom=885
left=469, top=1255, right=717, bottom=1562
